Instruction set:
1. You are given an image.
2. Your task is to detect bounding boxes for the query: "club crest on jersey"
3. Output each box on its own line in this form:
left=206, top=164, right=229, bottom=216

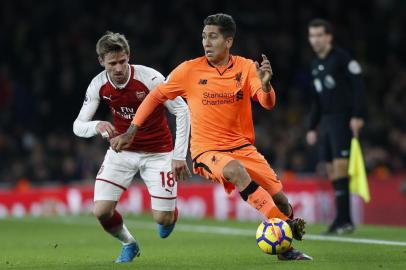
left=234, top=72, right=242, bottom=88
left=136, top=91, right=147, bottom=101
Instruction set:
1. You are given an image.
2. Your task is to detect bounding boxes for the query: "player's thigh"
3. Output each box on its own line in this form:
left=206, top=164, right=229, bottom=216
left=193, top=151, right=236, bottom=193
left=329, top=120, right=351, bottom=179
left=233, top=146, right=282, bottom=196
left=330, top=120, right=352, bottom=160
left=94, top=149, right=139, bottom=202
left=318, top=126, right=333, bottom=163
left=140, top=152, right=177, bottom=211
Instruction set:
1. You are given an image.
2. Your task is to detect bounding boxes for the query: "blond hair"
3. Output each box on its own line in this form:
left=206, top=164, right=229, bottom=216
left=96, top=31, right=130, bottom=59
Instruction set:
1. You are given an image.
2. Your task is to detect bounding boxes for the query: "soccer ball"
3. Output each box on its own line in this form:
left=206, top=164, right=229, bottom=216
left=256, top=218, right=293, bottom=255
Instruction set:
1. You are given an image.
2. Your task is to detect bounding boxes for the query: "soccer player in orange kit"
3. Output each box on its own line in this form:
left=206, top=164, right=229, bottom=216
left=110, top=14, right=312, bottom=260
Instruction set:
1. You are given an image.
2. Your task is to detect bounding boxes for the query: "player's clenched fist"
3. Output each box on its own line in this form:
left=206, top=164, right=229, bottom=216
left=110, top=133, right=132, bottom=152
left=110, top=124, right=138, bottom=152
left=96, top=121, right=116, bottom=139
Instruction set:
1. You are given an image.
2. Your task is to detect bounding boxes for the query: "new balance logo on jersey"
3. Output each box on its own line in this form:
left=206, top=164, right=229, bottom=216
left=198, top=79, right=208, bottom=85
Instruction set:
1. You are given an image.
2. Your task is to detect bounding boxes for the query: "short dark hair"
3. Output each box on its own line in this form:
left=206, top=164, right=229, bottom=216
left=203, top=13, right=236, bottom=38
left=308, top=18, right=333, bottom=34
left=96, top=31, right=130, bottom=59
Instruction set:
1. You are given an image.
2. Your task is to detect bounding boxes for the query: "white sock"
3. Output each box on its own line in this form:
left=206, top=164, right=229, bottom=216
left=110, top=224, right=136, bottom=245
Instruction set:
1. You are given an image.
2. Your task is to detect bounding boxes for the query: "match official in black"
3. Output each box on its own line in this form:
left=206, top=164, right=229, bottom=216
left=306, top=19, right=366, bottom=234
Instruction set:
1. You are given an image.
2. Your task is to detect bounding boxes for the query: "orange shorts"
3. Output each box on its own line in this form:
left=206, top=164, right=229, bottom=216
left=192, top=144, right=282, bottom=195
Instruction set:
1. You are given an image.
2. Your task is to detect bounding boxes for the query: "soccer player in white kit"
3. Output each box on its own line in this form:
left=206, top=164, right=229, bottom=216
left=73, top=32, right=190, bottom=263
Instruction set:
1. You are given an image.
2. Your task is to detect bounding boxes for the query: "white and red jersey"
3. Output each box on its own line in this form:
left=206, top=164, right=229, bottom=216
left=73, top=64, right=190, bottom=158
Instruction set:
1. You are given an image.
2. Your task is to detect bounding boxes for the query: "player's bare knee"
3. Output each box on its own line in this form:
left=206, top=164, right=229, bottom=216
left=332, top=159, right=349, bottom=179
left=93, top=208, right=113, bottom=221
left=93, top=202, right=115, bottom=220
left=223, top=160, right=250, bottom=189
left=326, top=163, right=334, bottom=179
left=152, top=210, right=174, bottom=226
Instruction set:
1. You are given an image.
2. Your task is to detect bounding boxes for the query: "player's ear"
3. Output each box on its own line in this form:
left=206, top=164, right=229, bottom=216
left=327, top=34, right=333, bottom=44
left=98, top=56, right=105, bottom=67
left=226, top=37, right=233, bottom=49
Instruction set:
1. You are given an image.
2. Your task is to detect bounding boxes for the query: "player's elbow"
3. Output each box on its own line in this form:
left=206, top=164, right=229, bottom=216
left=175, top=105, right=190, bottom=118
left=181, top=106, right=190, bottom=117
left=73, top=120, right=81, bottom=137
left=263, top=100, right=276, bottom=110
left=73, top=119, right=89, bottom=138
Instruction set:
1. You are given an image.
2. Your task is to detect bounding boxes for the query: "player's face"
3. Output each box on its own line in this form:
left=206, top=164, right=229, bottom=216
left=99, top=50, right=130, bottom=85
left=308, top=27, right=332, bottom=54
left=202, top=25, right=233, bottom=66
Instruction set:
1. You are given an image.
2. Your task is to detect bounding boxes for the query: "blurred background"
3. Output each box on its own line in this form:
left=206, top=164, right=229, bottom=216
left=0, top=0, right=405, bottom=223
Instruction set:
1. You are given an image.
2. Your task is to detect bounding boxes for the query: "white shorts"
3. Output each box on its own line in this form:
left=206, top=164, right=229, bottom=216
left=94, top=148, right=177, bottom=211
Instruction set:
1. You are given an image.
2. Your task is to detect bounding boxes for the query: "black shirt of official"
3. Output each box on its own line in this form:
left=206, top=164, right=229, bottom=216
left=308, top=46, right=366, bottom=130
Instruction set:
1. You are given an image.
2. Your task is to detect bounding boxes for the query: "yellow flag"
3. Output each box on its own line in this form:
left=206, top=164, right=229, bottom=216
left=348, top=138, right=370, bottom=202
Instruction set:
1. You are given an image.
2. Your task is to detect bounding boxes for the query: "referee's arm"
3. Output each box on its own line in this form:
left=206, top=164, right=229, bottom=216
left=345, top=59, right=367, bottom=119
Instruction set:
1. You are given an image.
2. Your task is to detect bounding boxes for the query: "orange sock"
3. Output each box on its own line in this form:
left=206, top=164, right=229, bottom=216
left=246, top=186, right=288, bottom=221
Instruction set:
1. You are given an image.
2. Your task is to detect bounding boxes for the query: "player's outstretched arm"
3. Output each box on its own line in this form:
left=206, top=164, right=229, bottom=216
left=164, top=97, right=192, bottom=181
left=109, top=89, right=169, bottom=152
left=252, top=54, right=277, bottom=110
left=110, top=123, right=138, bottom=152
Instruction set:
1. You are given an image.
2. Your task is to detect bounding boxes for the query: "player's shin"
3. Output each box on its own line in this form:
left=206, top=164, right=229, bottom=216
left=239, top=181, right=289, bottom=220
left=99, top=210, right=136, bottom=245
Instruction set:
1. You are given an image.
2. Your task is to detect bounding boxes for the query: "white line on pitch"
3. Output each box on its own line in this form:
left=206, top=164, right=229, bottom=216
left=12, top=217, right=406, bottom=247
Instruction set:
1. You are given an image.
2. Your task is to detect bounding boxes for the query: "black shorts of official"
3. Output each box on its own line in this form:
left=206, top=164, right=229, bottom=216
left=318, top=114, right=352, bottom=162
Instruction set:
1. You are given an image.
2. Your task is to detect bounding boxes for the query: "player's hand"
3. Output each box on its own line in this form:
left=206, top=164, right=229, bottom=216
left=171, top=159, right=192, bottom=181
left=110, top=124, right=138, bottom=152
left=255, top=54, right=273, bottom=91
left=350, top=117, right=364, bottom=138
left=306, top=130, right=317, bottom=145
left=96, top=121, right=116, bottom=139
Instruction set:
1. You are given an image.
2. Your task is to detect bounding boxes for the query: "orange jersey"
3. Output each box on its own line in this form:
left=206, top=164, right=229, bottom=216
left=155, top=55, right=275, bottom=158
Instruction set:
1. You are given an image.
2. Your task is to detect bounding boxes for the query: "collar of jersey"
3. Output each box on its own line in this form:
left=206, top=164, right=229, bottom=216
left=207, top=55, right=234, bottom=75
left=107, top=64, right=132, bottom=89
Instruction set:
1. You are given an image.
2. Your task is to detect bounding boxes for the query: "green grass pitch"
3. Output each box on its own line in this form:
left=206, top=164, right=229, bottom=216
left=1, top=215, right=405, bottom=270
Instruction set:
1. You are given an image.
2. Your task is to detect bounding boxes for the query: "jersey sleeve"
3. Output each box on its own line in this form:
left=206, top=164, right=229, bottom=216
left=132, top=89, right=169, bottom=127
left=247, top=60, right=276, bottom=109
left=247, top=60, right=263, bottom=97
left=156, top=62, right=189, bottom=100
left=136, top=65, right=165, bottom=91
left=164, top=97, right=190, bottom=160
left=307, top=63, right=322, bottom=130
left=73, top=78, right=101, bottom=138
left=342, top=55, right=367, bottom=119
